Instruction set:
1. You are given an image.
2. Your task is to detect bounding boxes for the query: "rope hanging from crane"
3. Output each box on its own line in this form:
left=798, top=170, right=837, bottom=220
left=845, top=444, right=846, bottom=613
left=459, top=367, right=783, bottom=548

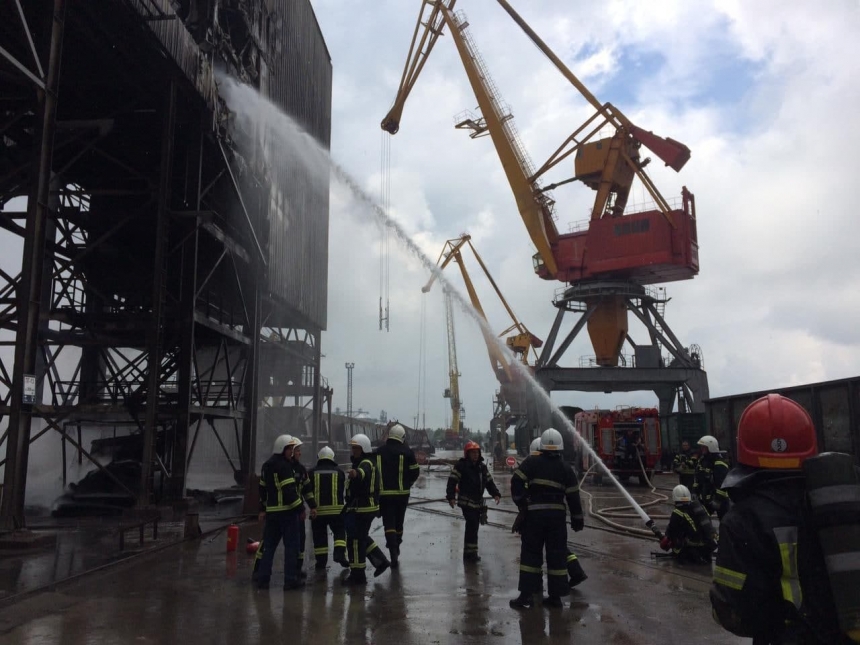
left=379, top=131, right=392, bottom=331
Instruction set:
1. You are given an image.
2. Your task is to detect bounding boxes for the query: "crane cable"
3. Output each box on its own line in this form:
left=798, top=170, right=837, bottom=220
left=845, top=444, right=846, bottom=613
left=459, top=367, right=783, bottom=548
left=379, top=131, right=392, bottom=331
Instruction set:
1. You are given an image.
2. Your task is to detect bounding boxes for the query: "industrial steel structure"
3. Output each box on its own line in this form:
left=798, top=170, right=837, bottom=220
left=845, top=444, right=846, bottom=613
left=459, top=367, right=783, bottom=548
left=0, top=0, right=332, bottom=528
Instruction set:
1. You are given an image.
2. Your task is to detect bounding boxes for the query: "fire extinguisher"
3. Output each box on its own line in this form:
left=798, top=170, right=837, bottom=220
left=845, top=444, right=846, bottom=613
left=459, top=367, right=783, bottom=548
left=226, top=524, right=239, bottom=552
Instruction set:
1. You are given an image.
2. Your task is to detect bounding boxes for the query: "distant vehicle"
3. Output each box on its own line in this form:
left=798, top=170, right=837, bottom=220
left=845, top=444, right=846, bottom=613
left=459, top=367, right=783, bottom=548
left=575, top=407, right=662, bottom=486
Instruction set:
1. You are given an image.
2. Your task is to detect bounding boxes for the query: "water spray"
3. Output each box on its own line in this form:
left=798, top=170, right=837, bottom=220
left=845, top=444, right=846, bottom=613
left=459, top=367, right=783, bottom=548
left=218, top=75, right=663, bottom=538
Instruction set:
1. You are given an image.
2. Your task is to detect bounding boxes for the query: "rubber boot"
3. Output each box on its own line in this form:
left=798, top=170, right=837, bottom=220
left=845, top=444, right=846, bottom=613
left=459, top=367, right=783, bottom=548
left=389, top=544, right=400, bottom=570
left=568, top=558, right=588, bottom=588
left=509, top=593, right=534, bottom=609
left=315, top=556, right=328, bottom=571
left=542, top=595, right=563, bottom=608
left=342, top=570, right=367, bottom=586
left=367, top=543, right=390, bottom=578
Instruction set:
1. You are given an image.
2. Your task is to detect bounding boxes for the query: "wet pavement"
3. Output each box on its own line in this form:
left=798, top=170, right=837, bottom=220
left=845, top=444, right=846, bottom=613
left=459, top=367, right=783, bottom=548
left=0, top=465, right=744, bottom=644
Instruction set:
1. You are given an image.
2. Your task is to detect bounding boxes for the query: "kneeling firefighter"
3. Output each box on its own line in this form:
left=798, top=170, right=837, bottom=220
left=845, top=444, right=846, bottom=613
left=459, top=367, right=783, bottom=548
left=513, top=438, right=587, bottom=587
left=710, top=393, right=860, bottom=644
left=446, top=440, right=501, bottom=562
left=660, top=484, right=716, bottom=564
left=510, top=429, right=584, bottom=609
left=343, top=433, right=390, bottom=585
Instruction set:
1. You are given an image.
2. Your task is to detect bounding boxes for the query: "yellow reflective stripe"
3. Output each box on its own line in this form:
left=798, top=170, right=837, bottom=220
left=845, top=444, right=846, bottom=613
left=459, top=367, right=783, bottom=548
left=409, top=464, right=420, bottom=470
left=332, top=470, right=338, bottom=506
left=547, top=569, right=568, bottom=576
left=376, top=455, right=385, bottom=492
left=314, top=472, right=321, bottom=506
left=673, top=508, right=697, bottom=533
left=713, top=565, right=746, bottom=591
left=398, top=455, right=404, bottom=491
left=333, top=540, right=346, bottom=548
left=314, top=547, right=328, bottom=555
left=531, top=478, right=564, bottom=490
left=379, top=490, right=410, bottom=496
left=258, top=478, right=265, bottom=487
left=519, top=564, right=542, bottom=573
left=565, top=486, right=580, bottom=494
left=450, top=468, right=461, bottom=480
left=716, top=488, right=729, bottom=498
left=513, top=469, right=528, bottom=481
left=315, top=507, right=342, bottom=516
left=566, top=554, right=578, bottom=563
left=774, top=527, right=802, bottom=609
left=527, top=503, right=566, bottom=511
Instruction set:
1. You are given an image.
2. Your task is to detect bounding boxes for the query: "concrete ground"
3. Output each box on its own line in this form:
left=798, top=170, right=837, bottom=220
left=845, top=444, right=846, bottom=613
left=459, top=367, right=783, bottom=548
left=0, top=465, right=744, bottom=644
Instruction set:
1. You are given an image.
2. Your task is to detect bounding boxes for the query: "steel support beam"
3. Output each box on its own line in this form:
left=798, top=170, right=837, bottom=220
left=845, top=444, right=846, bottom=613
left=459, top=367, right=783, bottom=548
left=241, top=287, right=261, bottom=515
left=1, top=0, right=66, bottom=531
left=139, top=82, right=176, bottom=507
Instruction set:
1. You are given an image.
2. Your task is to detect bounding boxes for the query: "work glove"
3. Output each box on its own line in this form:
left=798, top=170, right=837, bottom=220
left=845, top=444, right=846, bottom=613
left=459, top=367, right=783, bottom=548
left=660, top=536, right=672, bottom=551
left=570, top=516, right=584, bottom=532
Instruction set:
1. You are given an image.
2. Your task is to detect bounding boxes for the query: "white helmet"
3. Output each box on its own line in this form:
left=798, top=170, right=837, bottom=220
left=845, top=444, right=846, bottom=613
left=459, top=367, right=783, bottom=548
left=529, top=438, right=541, bottom=456
left=286, top=436, right=303, bottom=448
left=350, top=433, right=371, bottom=454
left=388, top=424, right=406, bottom=442
left=318, top=446, right=335, bottom=461
left=540, top=428, right=563, bottom=452
left=672, top=484, right=692, bottom=504
left=273, top=434, right=293, bottom=455
left=697, top=435, right=720, bottom=453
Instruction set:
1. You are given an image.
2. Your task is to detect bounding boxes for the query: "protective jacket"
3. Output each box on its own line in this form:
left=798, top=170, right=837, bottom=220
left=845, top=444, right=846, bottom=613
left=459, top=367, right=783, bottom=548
left=306, top=458, right=345, bottom=516
left=293, top=459, right=316, bottom=510
left=695, top=452, right=730, bottom=515
left=511, top=453, right=582, bottom=520
left=711, top=471, right=848, bottom=644
left=673, top=450, right=698, bottom=477
left=376, top=439, right=420, bottom=496
left=259, top=453, right=302, bottom=514
left=446, top=457, right=500, bottom=509
left=346, top=453, right=379, bottom=514
left=665, top=500, right=715, bottom=562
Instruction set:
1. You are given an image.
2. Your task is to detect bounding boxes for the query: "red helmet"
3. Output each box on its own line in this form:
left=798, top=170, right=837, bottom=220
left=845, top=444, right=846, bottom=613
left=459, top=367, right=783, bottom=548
left=736, top=394, right=817, bottom=469
left=464, top=440, right=481, bottom=457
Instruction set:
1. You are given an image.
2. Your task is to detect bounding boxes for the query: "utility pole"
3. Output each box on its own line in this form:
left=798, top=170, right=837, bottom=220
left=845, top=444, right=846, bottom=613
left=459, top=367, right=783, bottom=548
left=345, top=362, right=355, bottom=420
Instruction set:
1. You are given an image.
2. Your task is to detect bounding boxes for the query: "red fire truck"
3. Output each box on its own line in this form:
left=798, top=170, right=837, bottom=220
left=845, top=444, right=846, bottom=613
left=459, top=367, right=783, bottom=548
left=574, top=406, right=661, bottom=486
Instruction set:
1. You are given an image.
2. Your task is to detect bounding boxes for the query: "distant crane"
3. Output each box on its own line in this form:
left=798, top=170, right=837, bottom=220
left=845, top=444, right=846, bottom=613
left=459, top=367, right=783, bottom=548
left=442, top=289, right=464, bottom=438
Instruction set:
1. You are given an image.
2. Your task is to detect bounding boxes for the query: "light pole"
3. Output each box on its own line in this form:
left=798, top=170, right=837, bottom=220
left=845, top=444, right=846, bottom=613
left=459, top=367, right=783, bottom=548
left=345, top=362, right=355, bottom=421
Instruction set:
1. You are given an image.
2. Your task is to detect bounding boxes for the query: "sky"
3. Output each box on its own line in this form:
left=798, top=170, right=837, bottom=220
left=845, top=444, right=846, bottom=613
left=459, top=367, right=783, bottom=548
left=308, top=0, right=860, bottom=431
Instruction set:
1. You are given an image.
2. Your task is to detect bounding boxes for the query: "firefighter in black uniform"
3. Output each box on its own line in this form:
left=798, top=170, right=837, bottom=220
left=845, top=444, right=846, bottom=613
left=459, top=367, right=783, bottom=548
left=510, top=428, right=583, bottom=609
left=446, top=440, right=501, bottom=562
left=253, top=434, right=312, bottom=590
left=343, top=433, right=390, bottom=586
left=288, top=436, right=314, bottom=579
left=673, top=440, right=698, bottom=490
left=694, top=434, right=731, bottom=519
left=524, top=438, right=587, bottom=587
left=376, top=423, right=420, bottom=568
left=710, top=394, right=853, bottom=644
left=305, top=445, right=348, bottom=570
left=660, top=484, right=716, bottom=564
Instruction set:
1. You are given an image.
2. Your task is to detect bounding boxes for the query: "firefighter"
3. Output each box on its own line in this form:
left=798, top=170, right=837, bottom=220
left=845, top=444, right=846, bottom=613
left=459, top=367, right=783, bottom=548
left=523, top=438, right=587, bottom=587
left=376, top=423, right=420, bottom=568
left=710, top=394, right=853, bottom=644
left=305, top=445, right=348, bottom=570
left=660, top=484, right=716, bottom=564
left=672, top=440, right=698, bottom=490
left=509, top=429, right=584, bottom=609
left=694, top=435, right=730, bottom=519
left=446, top=440, right=501, bottom=562
left=343, top=433, right=390, bottom=585
left=288, top=436, right=314, bottom=579
left=253, top=434, right=312, bottom=590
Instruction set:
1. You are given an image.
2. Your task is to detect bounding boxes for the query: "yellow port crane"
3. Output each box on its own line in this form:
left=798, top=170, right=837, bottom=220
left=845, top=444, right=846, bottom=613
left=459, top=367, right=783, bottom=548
left=422, top=234, right=542, bottom=388
left=382, top=1, right=697, bottom=367
left=442, top=289, right=464, bottom=438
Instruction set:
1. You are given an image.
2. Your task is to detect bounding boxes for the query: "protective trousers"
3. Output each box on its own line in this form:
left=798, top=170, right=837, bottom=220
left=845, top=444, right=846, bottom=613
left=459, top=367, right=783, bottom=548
left=518, top=511, right=569, bottom=598
left=311, top=515, right=347, bottom=566
left=462, top=506, right=481, bottom=557
left=298, top=518, right=306, bottom=570
left=379, top=496, right=409, bottom=550
left=346, top=512, right=374, bottom=573
left=254, top=512, right=300, bottom=586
